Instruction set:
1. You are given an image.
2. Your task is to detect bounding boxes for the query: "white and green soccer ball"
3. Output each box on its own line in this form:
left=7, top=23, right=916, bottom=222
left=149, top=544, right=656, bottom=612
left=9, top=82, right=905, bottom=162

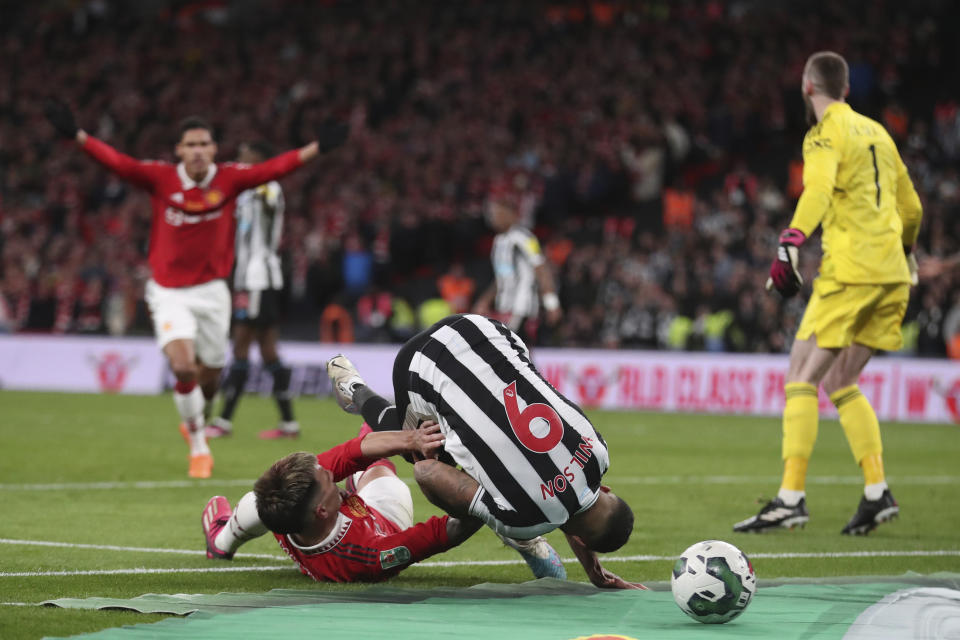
left=671, top=540, right=756, bottom=624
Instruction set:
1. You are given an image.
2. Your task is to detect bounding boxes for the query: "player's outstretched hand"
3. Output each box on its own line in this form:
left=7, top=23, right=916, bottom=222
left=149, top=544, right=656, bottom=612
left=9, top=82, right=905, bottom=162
left=589, top=566, right=649, bottom=590
left=44, top=98, right=78, bottom=140
left=565, top=533, right=647, bottom=590
left=410, top=420, right=445, bottom=460
left=316, top=118, right=349, bottom=153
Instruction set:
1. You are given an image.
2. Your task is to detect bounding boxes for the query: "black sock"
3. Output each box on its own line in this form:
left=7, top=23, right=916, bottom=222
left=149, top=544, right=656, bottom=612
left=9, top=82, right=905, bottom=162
left=354, top=385, right=400, bottom=431
left=266, top=360, right=295, bottom=422
left=219, top=359, right=250, bottom=421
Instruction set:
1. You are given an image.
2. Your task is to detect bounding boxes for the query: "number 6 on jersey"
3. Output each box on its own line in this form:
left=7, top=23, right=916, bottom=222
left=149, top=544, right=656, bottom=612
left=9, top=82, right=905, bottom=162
left=502, top=381, right=564, bottom=453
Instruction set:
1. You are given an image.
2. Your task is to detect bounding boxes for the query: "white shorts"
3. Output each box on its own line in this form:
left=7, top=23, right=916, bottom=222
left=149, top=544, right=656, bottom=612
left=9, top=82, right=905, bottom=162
left=144, top=279, right=231, bottom=368
left=357, top=475, right=414, bottom=530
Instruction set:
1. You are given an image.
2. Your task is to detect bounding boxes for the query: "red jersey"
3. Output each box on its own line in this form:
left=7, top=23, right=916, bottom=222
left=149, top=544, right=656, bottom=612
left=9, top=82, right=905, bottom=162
left=274, top=436, right=452, bottom=583
left=81, top=136, right=304, bottom=288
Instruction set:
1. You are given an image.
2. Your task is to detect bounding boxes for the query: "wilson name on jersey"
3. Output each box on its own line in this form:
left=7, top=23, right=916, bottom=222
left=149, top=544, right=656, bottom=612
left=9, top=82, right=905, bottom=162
left=395, top=314, right=610, bottom=531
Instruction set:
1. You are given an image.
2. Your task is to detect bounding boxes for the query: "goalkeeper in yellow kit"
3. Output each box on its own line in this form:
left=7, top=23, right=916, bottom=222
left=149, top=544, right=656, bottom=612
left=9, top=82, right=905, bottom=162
left=733, top=52, right=923, bottom=536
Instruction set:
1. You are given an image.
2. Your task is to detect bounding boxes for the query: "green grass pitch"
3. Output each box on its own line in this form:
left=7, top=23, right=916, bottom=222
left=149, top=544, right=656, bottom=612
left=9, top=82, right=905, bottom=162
left=1, top=390, right=958, bottom=639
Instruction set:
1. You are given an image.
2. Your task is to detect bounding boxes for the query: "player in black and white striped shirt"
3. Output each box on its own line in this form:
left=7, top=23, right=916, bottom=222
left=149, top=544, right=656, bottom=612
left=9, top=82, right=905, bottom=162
left=473, top=181, right=561, bottom=345
left=207, top=141, right=299, bottom=440
left=328, top=314, right=642, bottom=589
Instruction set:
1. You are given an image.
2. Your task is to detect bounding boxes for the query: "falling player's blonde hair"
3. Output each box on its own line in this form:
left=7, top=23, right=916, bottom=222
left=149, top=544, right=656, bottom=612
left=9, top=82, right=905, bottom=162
left=254, top=451, right=318, bottom=534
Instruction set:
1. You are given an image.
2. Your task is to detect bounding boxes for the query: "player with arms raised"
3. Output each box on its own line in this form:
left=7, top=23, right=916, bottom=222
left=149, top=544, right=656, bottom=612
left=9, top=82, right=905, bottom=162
left=734, top=52, right=923, bottom=535
left=43, top=99, right=348, bottom=478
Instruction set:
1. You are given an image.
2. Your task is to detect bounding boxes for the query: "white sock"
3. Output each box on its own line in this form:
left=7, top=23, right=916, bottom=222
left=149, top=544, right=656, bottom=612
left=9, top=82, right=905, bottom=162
left=280, top=420, right=300, bottom=433
left=777, top=488, right=805, bottom=507
left=215, top=492, right=268, bottom=553
left=174, top=385, right=210, bottom=456
left=496, top=532, right=540, bottom=552
left=864, top=481, right=887, bottom=501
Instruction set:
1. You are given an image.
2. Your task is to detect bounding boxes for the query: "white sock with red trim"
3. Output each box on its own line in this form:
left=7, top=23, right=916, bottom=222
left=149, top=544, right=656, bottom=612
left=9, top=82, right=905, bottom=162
left=174, top=381, right=210, bottom=456
left=215, top=491, right=268, bottom=553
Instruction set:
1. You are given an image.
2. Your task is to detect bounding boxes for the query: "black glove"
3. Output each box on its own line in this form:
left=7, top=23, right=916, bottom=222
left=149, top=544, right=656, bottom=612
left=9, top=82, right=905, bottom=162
left=44, top=98, right=78, bottom=140
left=316, top=118, right=348, bottom=153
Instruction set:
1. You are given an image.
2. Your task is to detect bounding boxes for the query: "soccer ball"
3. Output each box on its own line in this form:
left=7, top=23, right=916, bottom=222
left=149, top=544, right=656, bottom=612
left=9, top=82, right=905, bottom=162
left=671, top=540, right=756, bottom=624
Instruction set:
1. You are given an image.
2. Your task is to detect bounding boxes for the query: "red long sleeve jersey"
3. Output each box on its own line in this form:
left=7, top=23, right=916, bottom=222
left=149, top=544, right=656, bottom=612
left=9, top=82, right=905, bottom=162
left=274, top=436, right=452, bottom=583
left=81, top=136, right=304, bottom=288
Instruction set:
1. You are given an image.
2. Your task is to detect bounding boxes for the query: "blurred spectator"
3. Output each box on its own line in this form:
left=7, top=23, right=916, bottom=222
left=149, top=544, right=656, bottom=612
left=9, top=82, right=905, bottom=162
left=355, top=285, right=393, bottom=343
left=437, top=263, right=475, bottom=315
left=73, top=277, right=106, bottom=334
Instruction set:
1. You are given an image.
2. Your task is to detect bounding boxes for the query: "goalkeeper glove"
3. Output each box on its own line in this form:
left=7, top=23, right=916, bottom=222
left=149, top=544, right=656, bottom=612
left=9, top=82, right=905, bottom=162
left=316, top=118, right=349, bottom=153
left=767, top=228, right=806, bottom=298
left=44, top=98, right=78, bottom=140
left=905, top=245, right=919, bottom=286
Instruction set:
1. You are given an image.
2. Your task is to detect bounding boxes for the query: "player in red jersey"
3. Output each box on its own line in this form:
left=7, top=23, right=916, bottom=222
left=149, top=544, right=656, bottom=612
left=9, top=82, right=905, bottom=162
left=201, top=422, right=484, bottom=582
left=44, top=99, right=348, bottom=478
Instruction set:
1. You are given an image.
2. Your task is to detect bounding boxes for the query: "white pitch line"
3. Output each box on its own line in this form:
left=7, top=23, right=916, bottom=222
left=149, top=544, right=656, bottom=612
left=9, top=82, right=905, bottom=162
left=0, top=538, right=285, bottom=561
left=0, top=566, right=293, bottom=578
left=1, top=536, right=957, bottom=576
left=415, top=549, right=960, bottom=568
left=2, top=475, right=957, bottom=491
left=0, top=479, right=258, bottom=491
left=604, top=475, right=960, bottom=486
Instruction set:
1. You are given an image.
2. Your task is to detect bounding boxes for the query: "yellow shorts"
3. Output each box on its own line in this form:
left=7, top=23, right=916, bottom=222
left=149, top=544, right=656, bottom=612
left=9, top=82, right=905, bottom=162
left=796, top=278, right=909, bottom=351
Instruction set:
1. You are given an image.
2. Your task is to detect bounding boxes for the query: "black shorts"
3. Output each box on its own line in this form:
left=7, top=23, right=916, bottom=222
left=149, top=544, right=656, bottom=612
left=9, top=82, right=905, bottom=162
left=232, top=289, right=281, bottom=327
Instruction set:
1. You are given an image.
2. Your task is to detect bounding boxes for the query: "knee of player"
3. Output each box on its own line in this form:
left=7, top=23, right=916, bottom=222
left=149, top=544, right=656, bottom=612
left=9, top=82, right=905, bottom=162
left=820, top=375, right=841, bottom=396
left=413, top=458, right=441, bottom=487
left=821, top=371, right=856, bottom=397
left=169, top=361, right=198, bottom=381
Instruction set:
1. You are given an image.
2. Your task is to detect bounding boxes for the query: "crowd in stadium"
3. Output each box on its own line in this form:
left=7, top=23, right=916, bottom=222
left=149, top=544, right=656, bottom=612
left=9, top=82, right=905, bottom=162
left=1, top=0, right=958, bottom=356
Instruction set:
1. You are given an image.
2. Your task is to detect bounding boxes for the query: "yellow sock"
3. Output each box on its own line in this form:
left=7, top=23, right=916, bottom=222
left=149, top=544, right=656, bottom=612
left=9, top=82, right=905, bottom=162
left=860, top=453, right=885, bottom=485
left=782, top=456, right=809, bottom=492
left=781, top=382, right=819, bottom=491
left=830, top=385, right=883, bottom=480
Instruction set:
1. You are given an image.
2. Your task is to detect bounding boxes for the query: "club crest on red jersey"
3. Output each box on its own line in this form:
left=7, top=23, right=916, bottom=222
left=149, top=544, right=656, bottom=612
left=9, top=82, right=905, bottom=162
left=343, top=495, right=368, bottom=518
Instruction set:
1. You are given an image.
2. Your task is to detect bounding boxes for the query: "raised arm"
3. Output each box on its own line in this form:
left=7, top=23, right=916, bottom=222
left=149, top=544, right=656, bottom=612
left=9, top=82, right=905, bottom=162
left=44, top=99, right=160, bottom=190
left=230, top=118, right=349, bottom=192
left=79, top=134, right=162, bottom=190
left=231, top=149, right=307, bottom=193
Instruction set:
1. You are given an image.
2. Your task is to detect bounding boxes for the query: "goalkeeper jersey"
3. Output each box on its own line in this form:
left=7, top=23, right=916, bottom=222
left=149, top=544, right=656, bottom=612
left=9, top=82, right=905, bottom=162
left=789, top=102, right=923, bottom=284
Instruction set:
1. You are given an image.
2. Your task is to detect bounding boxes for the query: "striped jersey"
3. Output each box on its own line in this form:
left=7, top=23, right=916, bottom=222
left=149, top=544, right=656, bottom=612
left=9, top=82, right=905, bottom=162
left=492, top=225, right=545, bottom=322
left=233, top=181, right=284, bottom=291
left=393, top=314, right=610, bottom=538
